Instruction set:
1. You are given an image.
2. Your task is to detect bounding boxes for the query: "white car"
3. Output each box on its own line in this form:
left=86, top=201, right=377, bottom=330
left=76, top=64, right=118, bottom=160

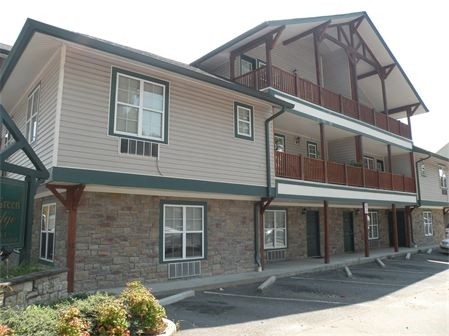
left=440, top=238, right=449, bottom=254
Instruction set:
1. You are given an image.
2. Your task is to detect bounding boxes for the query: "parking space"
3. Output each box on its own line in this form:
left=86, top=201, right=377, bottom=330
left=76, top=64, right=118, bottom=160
left=166, top=251, right=448, bottom=335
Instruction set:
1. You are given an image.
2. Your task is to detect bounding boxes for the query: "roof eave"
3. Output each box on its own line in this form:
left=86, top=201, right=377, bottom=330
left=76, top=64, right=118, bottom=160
left=0, top=19, right=293, bottom=110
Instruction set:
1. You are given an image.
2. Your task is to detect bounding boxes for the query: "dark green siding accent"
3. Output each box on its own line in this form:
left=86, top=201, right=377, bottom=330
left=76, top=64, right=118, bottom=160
left=49, top=167, right=272, bottom=196
left=419, top=200, right=449, bottom=207
left=109, top=67, right=169, bottom=144
left=159, top=200, right=208, bottom=264
left=234, top=102, right=254, bottom=141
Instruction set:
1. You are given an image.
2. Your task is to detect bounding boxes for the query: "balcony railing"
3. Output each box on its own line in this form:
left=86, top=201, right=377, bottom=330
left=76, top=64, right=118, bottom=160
left=234, top=66, right=411, bottom=139
left=275, top=152, right=416, bottom=193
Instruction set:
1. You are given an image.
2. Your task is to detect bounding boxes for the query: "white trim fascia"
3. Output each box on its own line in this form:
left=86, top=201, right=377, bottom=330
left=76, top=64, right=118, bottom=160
left=52, top=44, right=66, bottom=167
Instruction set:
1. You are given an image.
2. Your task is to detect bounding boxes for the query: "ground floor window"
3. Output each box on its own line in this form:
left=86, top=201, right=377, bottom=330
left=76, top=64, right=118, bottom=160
left=162, top=202, right=206, bottom=261
left=423, top=211, right=433, bottom=236
left=368, top=211, right=379, bottom=240
left=264, top=209, right=287, bottom=249
left=40, top=203, right=56, bottom=261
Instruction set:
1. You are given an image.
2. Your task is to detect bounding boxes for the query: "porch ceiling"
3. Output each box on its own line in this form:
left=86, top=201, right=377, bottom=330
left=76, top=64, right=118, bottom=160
left=192, top=12, right=428, bottom=117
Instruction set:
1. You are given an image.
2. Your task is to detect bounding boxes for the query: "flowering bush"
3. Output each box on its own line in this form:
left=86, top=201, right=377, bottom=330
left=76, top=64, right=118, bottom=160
left=57, top=306, right=90, bottom=336
left=95, top=300, right=130, bottom=336
left=120, top=281, right=166, bottom=335
left=0, top=325, right=14, bottom=336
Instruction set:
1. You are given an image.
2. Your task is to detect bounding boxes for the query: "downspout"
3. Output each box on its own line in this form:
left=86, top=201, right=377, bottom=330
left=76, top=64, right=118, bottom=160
left=265, top=106, right=287, bottom=197
left=254, top=106, right=287, bottom=269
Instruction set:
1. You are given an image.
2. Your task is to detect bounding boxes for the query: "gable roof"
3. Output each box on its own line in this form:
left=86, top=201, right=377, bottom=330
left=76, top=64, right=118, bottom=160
left=192, top=12, right=428, bottom=117
left=0, top=19, right=292, bottom=109
left=437, top=143, right=449, bottom=159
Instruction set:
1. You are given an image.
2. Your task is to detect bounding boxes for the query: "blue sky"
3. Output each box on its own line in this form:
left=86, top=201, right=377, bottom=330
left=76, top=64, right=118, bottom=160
left=1, top=0, right=447, bottom=153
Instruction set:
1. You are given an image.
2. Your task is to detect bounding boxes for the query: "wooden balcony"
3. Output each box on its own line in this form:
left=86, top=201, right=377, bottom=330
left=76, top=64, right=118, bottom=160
left=275, top=152, right=416, bottom=193
left=234, top=66, right=412, bottom=139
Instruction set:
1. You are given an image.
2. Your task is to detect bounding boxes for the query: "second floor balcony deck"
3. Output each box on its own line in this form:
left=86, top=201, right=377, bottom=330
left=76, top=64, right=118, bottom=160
left=275, top=151, right=416, bottom=193
left=235, top=65, right=412, bottom=140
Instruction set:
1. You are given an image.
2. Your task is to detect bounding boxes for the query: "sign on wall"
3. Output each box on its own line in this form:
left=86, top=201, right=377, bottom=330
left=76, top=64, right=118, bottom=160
left=0, top=177, right=27, bottom=248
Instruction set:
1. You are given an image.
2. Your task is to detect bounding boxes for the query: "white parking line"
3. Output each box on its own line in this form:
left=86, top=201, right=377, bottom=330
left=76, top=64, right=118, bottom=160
left=290, top=276, right=404, bottom=287
left=203, top=291, right=346, bottom=305
left=427, top=259, right=449, bottom=265
left=351, top=267, right=434, bottom=275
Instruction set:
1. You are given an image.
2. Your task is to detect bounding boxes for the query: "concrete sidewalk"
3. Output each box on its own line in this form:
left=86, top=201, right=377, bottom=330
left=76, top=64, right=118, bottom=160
left=107, top=246, right=436, bottom=297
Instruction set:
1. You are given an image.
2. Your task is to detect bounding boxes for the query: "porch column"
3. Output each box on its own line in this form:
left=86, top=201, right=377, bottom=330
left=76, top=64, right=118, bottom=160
left=230, top=53, right=236, bottom=80
left=265, top=38, right=273, bottom=88
left=355, top=135, right=365, bottom=186
left=404, top=206, right=411, bottom=247
left=409, top=152, right=416, bottom=192
left=392, top=203, right=399, bottom=252
left=320, top=123, right=328, bottom=183
left=47, top=184, right=85, bottom=293
left=323, top=200, right=330, bottom=263
left=259, top=198, right=273, bottom=270
left=362, top=202, right=369, bottom=257
left=387, top=144, right=393, bottom=188
left=380, top=76, right=390, bottom=130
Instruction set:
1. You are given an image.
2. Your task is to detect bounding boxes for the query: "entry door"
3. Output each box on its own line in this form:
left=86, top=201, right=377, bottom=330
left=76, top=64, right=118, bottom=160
left=306, top=211, right=320, bottom=257
left=343, top=211, right=355, bottom=252
left=389, top=211, right=407, bottom=247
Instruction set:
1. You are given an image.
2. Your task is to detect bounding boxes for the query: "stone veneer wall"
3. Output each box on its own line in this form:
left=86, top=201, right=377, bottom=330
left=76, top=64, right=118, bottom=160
left=411, top=208, right=445, bottom=246
left=34, top=192, right=257, bottom=292
left=0, top=269, right=67, bottom=307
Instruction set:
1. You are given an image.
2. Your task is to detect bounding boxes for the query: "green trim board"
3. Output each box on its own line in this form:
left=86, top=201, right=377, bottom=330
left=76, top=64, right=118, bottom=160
left=419, top=200, right=449, bottom=207
left=0, top=19, right=293, bottom=110
left=109, top=67, right=170, bottom=144
left=49, top=167, right=274, bottom=197
left=413, top=146, right=449, bottom=163
left=234, top=102, right=254, bottom=141
left=267, top=89, right=413, bottom=151
left=159, top=200, right=208, bottom=263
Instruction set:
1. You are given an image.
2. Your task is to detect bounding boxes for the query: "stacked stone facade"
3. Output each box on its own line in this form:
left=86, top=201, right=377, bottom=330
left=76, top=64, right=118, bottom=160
left=411, top=208, right=445, bottom=246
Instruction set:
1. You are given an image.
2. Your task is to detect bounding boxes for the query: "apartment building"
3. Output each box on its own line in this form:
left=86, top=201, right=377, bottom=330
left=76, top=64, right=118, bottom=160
left=0, top=12, right=444, bottom=293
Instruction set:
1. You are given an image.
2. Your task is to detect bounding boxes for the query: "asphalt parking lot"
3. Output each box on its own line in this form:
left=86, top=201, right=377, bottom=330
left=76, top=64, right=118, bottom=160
left=166, top=251, right=449, bottom=335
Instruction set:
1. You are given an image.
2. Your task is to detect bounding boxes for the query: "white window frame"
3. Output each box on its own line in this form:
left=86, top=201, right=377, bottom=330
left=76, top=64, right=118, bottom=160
left=363, top=156, right=375, bottom=170
left=163, top=204, right=205, bottom=262
left=234, top=103, right=254, bottom=140
left=368, top=211, right=379, bottom=240
left=26, top=85, right=40, bottom=143
left=274, top=134, right=285, bottom=152
left=264, top=209, right=287, bottom=250
left=438, top=166, right=447, bottom=190
left=307, top=142, right=319, bottom=158
left=40, top=203, right=56, bottom=262
left=423, top=211, right=433, bottom=237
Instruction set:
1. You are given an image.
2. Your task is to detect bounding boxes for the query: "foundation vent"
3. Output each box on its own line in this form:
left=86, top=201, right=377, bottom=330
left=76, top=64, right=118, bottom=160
left=266, top=249, right=286, bottom=263
left=168, top=261, right=201, bottom=279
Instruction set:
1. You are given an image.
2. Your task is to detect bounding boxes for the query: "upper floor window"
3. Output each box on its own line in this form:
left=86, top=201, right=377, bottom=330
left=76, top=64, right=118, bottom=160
left=240, top=55, right=256, bottom=75
left=439, top=166, right=447, bottom=192
left=363, top=156, right=375, bottom=170
left=307, top=141, right=319, bottom=158
left=423, top=211, right=433, bottom=236
left=234, top=102, right=254, bottom=141
left=26, top=85, right=40, bottom=143
left=274, top=134, right=285, bottom=152
left=109, top=68, right=169, bottom=144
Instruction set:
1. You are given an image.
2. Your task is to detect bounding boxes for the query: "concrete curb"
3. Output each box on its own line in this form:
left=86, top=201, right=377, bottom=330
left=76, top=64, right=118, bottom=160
left=344, top=266, right=353, bottom=278
left=257, top=276, right=276, bottom=293
left=159, top=290, right=195, bottom=306
left=375, top=258, right=386, bottom=268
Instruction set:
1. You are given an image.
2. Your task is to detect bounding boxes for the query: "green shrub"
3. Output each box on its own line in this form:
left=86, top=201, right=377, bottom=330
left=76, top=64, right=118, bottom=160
left=57, top=306, right=90, bottom=336
left=0, top=263, right=42, bottom=281
left=95, top=299, right=129, bottom=336
left=120, top=281, right=166, bottom=335
left=0, top=305, right=58, bottom=336
left=0, top=325, right=14, bottom=336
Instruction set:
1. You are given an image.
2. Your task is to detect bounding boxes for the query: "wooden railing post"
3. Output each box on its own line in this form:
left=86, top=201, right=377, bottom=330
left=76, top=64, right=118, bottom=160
left=344, top=163, right=348, bottom=185
left=402, top=174, right=406, bottom=192
left=357, top=102, right=361, bottom=120
left=372, top=109, right=376, bottom=126
left=300, top=155, right=305, bottom=180
left=338, top=94, right=343, bottom=113
left=362, top=166, right=366, bottom=187
left=377, top=170, right=381, bottom=189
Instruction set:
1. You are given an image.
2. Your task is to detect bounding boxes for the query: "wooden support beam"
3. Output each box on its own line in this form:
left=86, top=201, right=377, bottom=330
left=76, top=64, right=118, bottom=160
left=357, top=64, right=396, bottom=80
left=392, top=204, right=399, bottom=252
left=47, top=184, right=85, bottom=293
left=282, top=20, right=331, bottom=45
left=323, top=200, right=330, bottom=264
left=320, top=123, right=328, bottom=183
left=387, top=103, right=420, bottom=115
left=231, top=26, right=285, bottom=58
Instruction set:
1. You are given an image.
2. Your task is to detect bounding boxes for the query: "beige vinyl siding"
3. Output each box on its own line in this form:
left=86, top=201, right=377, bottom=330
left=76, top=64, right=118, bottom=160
left=57, top=46, right=273, bottom=187
left=5, top=51, right=60, bottom=179
left=419, top=159, right=449, bottom=203
left=328, top=137, right=356, bottom=164
left=391, top=153, right=412, bottom=176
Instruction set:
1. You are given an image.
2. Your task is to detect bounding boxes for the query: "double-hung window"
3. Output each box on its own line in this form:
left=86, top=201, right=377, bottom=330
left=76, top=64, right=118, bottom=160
left=40, top=203, right=56, bottom=262
left=110, top=68, right=169, bottom=143
left=368, top=211, right=379, bottom=240
left=307, top=142, right=319, bottom=158
left=439, top=166, right=448, bottom=193
left=423, top=211, right=433, bottom=236
left=234, top=102, right=254, bottom=140
left=363, top=156, right=375, bottom=170
left=26, top=85, right=40, bottom=143
left=162, top=203, right=206, bottom=261
left=264, top=209, right=287, bottom=249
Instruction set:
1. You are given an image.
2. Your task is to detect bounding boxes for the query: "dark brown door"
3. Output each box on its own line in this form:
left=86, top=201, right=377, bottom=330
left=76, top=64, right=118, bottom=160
left=389, top=211, right=406, bottom=247
left=307, top=211, right=320, bottom=257
left=343, top=211, right=355, bottom=252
